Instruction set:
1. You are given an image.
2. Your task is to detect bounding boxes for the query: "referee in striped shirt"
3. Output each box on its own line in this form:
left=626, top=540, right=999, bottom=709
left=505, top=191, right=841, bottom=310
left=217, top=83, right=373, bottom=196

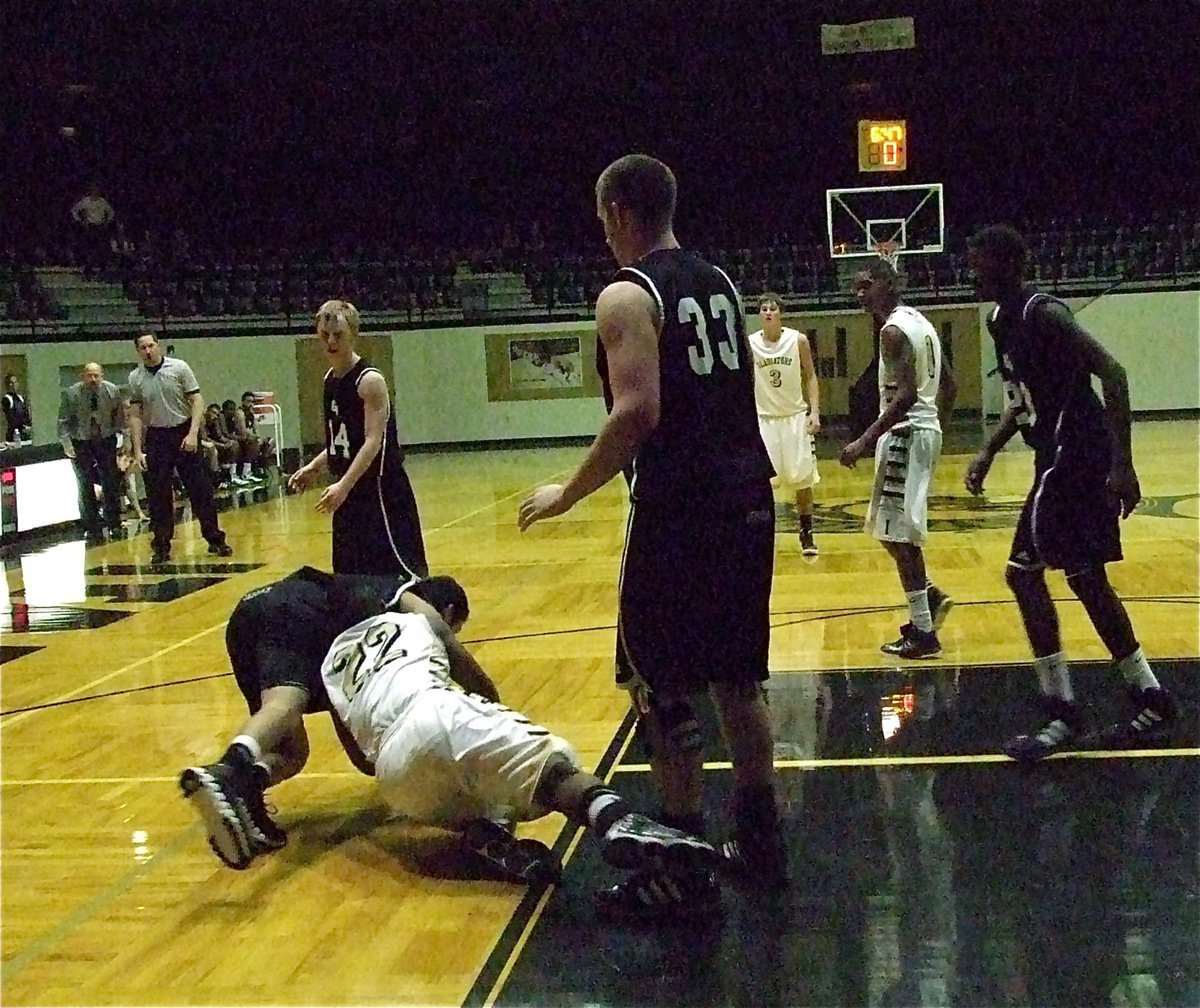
left=128, top=333, right=232, bottom=565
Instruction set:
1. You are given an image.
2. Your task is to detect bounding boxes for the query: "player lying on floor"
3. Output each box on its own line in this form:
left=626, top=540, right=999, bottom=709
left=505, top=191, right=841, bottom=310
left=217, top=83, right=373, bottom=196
left=180, top=566, right=716, bottom=898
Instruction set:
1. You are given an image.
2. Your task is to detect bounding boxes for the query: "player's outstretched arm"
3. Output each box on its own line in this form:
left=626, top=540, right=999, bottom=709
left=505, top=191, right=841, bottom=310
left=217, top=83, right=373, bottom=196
left=518, top=281, right=659, bottom=531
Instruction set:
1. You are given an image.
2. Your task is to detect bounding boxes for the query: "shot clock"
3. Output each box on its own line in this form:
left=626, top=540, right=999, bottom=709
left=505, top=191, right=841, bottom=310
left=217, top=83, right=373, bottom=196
left=858, top=120, right=907, bottom=172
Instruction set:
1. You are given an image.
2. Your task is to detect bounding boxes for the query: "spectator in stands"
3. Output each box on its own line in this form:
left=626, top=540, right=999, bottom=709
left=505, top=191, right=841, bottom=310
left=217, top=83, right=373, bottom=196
left=2, top=375, right=33, bottom=442
left=223, top=398, right=263, bottom=483
left=69, top=182, right=117, bottom=274
left=241, top=391, right=275, bottom=474
left=202, top=402, right=241, bottom=486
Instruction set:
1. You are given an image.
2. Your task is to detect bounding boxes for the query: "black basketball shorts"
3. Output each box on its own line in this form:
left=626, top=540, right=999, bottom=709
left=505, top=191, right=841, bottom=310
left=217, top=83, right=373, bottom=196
left=225, top=578, right=334, bottom=714
left=615, top=482, right=775, bottom=696
left=1009, top=444, right=1122, bottom=573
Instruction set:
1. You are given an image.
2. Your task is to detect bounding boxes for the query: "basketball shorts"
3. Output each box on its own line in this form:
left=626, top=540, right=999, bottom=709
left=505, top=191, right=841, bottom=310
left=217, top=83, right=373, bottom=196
left=865, top=425, right=941, bottom=545
left=226, top=578, right=334, bottom=715
left=758, top=412, right=820, bottom=489
left=616, top=482, right=774, bottom=697
left=374, top=690, right=579, bottom=828
left=333, top=471, right=428, bottom=578
left=1009, top=444, right=1121, bottom=573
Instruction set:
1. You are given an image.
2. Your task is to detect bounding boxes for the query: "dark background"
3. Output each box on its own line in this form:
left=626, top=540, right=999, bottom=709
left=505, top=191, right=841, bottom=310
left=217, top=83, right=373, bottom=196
left=7, top=0, right=1200, bottom=254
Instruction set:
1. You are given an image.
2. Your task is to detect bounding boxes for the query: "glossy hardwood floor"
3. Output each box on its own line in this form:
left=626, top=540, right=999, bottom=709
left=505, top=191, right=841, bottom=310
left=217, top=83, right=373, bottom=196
left=1, top=418, right=1196, bottom=1007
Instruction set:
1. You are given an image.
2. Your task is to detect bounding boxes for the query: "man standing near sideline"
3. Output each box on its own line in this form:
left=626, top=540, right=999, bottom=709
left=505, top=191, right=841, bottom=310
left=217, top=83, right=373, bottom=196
left=288, top=300, right=427, bottom=578
left=748, top=291, right=822, bottom=556
left=519, top=154, right=785, bottom=921
left=840, top=259, right=955, bottom=658
left=965, top=224, right=1175, bottom=759
left=127, top=333, right=232, bottom=565
left=58, top=362, right=126, bottom=543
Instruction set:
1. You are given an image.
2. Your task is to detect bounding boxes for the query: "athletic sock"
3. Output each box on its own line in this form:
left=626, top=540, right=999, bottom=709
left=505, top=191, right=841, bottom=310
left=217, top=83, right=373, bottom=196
left=1032, top=652, right=1074, bottom=702
left=227, top=735, right=262, bottom=761
left=1115, top=646, right=1160, bottom=691
left=799, top=514, right=813, bottom=535
left=905, top=588, right=933, bottom=633
left=580, top=786, right=628, bottom=835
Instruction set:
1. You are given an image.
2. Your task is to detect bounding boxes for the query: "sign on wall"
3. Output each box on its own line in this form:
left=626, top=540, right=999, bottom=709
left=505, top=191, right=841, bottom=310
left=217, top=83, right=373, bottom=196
left=485, top=331, right=602, bottom=402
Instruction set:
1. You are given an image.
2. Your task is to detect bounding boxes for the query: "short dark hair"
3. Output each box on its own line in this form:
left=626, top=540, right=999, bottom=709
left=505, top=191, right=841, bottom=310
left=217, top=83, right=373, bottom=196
left=407, top=575, right=469, bottom=624
left=596, top=154, right=677, bottom=233
left=759, top=291, right=784, bottom=310
left=860, top=257, right=906, bottom=294
left=133, top=332, right=158, bottom=347
left=221, top=399, right=236, bottom=409
left=241, top=391, right=256, bottom=401
left=968, top=224, right=1028, bottom=266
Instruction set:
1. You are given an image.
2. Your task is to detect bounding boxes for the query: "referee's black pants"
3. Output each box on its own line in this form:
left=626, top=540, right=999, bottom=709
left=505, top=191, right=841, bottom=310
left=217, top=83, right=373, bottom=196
left=145, top=422, right=226, bottom=551
left=72, top=435, right=123, bottom=535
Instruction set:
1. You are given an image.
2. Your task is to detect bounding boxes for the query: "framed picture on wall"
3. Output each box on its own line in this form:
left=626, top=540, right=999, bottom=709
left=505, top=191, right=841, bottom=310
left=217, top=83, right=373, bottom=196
left=485, top=331, right=601, bottom=402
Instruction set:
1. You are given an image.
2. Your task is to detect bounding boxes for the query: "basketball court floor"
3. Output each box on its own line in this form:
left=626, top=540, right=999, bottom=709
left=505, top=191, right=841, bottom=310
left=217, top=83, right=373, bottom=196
left=2, top=419, right=1197, bottom=1007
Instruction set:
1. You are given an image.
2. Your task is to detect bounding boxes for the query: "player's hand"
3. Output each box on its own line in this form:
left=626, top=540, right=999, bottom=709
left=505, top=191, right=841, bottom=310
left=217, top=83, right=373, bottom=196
left=839, top=437, right=868, bottom=468
left=181, top=431, right=198, bottom=453
left=964, top=452, right=993, bottom=495
left=1108, top=461, right=1141, bottom=519
left=287, top=466, right=314, bottom=494
left=518, top=483, right=572, bottom=530
left=315, top=479, right=349, bottom=514
left=807, top=413, right=821, bottom=436
left=62, top=441, right=76, bottom=459
left=134, top=451, right=146, bottom=472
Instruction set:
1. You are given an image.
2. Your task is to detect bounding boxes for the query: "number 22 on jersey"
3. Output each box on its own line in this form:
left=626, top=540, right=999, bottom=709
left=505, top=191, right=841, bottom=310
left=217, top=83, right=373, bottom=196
left=680, top=294, right=740, bottom=376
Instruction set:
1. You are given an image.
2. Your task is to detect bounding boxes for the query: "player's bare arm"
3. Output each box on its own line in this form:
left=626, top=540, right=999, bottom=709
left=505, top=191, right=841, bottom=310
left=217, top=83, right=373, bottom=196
left=937, top=334, right=958, bottom=428
left=840, top=325, right=914, bottom=467
left=797, top=333, right=821, bottom=434
left=1037, top=302, right=1139, bottom=516
left=398, top=591, right=502, bottom=703
left=519, top=281, right=660, bottom=530
left=287, top=449, right=329, bottom=492
left=315, top=371, right=388, bottom=515
left=329, top=713, right=375, bottom=775
left=966, top=403, right=1021, bottom=494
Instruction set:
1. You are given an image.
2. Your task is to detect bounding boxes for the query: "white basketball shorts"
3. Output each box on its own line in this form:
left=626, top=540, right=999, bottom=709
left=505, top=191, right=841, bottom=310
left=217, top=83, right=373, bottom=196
left=374, top=690, right=579, bottom=828
left=758, top=412, right=820, bottom=489
left=865, top=425, right=941, bottom=545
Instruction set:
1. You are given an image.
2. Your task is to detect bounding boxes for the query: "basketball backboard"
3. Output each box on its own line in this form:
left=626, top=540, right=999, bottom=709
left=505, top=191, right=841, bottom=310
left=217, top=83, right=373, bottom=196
left=826, top=182, right=944, bottom=259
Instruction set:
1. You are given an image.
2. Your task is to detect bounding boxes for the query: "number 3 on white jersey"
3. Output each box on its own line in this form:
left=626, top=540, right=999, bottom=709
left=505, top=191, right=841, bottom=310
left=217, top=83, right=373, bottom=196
left=328, top=419, right=351, bottom=459
left=680, top=294, right=740, bottom=376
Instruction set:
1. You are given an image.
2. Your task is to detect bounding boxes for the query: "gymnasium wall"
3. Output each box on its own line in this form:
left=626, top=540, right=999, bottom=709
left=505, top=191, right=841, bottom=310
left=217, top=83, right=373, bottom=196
left=9, top=290, right=1197, bottom=450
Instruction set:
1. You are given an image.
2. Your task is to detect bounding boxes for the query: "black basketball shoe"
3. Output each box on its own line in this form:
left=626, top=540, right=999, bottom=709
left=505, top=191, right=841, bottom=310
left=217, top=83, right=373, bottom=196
left=1003, top=695, right=1084, bottom=762
left=600, top=812, right=717, bottom=874
left=1089, top=686, right=1177, bottom=750
left=221, top=743, right=288, bottom=852
left=461, top=819, right=561, bottom=886
left=799, top=530, right=819, bottom=557
left=179, top=763, right=257, bottom=869
left=881, top=623, right=941, bottom=659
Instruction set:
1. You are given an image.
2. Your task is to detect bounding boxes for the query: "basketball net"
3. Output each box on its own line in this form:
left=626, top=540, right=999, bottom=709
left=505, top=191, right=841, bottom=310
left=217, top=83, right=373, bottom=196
left=873, top=239, right=902, bottom=269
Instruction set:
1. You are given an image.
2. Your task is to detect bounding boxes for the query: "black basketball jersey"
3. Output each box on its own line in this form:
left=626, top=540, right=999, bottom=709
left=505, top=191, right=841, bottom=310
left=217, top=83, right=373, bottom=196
left=986, top=287, right=1106, bottom=454
left=597, top=248, right=773, bottom=503
left=323, top=357, right=406, bottom=483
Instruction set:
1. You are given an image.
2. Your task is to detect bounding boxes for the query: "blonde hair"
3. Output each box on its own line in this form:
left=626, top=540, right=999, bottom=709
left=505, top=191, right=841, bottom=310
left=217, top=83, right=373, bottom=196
left=315, top=299, right=360, bottom=338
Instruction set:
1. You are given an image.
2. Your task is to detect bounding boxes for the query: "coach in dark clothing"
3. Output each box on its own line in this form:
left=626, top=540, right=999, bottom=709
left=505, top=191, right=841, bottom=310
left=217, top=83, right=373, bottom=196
left=127, top=333, right=232, bottom=565
left=58, top=362, right=126, bottom=542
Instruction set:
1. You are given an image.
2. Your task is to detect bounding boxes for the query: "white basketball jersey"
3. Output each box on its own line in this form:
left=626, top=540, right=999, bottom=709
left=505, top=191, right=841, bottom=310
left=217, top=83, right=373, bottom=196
left=321, top=612, right=452, bottom=762
left=878, top=304, right=941, bottom=431
left=749, top=327, right=808, bottom=417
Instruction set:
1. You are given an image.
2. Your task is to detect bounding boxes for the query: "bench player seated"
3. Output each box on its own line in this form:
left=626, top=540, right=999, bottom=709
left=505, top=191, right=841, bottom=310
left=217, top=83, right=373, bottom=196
left=180, top=567, right=716, bottom=895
